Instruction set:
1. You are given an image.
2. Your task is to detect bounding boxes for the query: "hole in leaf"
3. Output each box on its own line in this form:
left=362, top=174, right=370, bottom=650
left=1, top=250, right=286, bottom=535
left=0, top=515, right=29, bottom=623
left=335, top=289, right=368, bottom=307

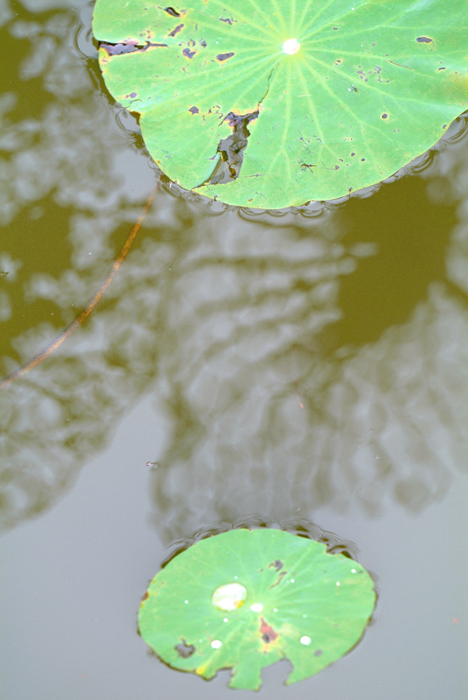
left=175, top=640, right=196, bottom=658
left=100, top=40, right=167, bottom=55
left=207, top=111, right=259, bottom=185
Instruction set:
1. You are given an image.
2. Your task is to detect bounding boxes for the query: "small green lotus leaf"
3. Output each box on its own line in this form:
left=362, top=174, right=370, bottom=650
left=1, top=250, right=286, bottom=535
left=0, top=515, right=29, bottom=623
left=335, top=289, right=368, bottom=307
left=93, top=0, right=468, bottom=208
left=138, top=529, right=377, bottom=689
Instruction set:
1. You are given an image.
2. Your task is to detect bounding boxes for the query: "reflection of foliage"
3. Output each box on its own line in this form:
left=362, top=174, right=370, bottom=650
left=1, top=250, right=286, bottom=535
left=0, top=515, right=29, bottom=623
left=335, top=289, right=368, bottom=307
left=0, top=1, right=159, bottom=525
left=149, top=174, right=468, bottom=539
left=139, top=528, right=376, bottom=689
left=1, top=4, right=468, bottom=536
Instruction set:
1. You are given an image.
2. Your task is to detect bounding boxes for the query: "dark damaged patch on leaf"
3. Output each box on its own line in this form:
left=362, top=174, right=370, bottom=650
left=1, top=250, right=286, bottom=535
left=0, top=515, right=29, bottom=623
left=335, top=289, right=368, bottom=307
left=168, top=23, right=184, bottom=37
left=207, top=110, right=259, bottom=185
left=268, top=559, right=284, bottom=572
left=381, top=112, right=388, bottom=119
left=142, top=591, right=149, bottom=601
left=314, top=649, right=323, bottom=656
left=269, top=571, right=286, bottom=589
left=260, top=617, right=278, bottom=644
left=183, top=47, right=197, bottom=59
left=175, top=640, right=196, bottom=658
left=188, top=105, right=200, bottom=114
left=125, top=92, right=138, bottom=98
left=101, top=40, right=167, bottom=55
left=220, top=17, right=236, bottom=24
left=101, top=39, right=138, bottom=55
left=217, top=52, right=235, bottom=62
left=164, top=6, right=180, bottom=16
left=416, top=36, right=433, bottom=43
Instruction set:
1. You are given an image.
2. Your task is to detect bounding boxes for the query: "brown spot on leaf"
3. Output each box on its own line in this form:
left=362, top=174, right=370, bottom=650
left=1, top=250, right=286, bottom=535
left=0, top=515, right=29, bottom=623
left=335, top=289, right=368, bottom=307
left=416, top=36, right=432, bottom=43
left=268, top=560, right=283, bottom=571
left=125, top=92, right=138, bottom=99
left=175, top=640, right=195, bottom=658
left=260, top=618, right=278, bottom=644
left=183, top=47, right=197, bottom=59
left=165, top=6, right=180, bottom=16
left=381, top=112, right=388, bottom=119
left=269, top=571, right=286, bottom=589
left=217, top=52, right=235, bottom=62
left=188, top=105, right=200, bottom=114
left=142, top=591, right=149, bottom=601
left=168, top=23, right=184, bottom=37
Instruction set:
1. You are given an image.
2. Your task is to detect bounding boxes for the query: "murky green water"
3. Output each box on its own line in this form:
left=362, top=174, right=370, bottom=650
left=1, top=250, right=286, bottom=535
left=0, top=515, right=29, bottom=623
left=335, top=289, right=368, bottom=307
left=1, top=1, right=467, bottom=697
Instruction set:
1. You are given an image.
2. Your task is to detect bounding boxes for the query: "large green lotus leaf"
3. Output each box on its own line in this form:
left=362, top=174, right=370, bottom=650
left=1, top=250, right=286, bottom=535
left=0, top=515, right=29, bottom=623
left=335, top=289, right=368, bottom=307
left=138, top=529, right=376, bottom=689
left=93, top=0, right=468, bottom=209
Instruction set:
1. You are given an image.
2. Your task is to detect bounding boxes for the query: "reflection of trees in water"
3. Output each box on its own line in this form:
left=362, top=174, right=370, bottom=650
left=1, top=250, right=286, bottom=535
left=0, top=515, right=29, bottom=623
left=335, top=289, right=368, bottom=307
left=0, top=1, right=160, bottom=526
left=150, top=178, right=468, bottom=540
left=1, top=4, right=468, bottom=534
left=0, top=1, right=156, bottom=362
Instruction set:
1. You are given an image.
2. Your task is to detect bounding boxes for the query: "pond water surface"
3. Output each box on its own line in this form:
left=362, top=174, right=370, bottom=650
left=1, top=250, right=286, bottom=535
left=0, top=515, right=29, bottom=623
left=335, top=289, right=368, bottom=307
left=1, top=1, right=468, bottom=698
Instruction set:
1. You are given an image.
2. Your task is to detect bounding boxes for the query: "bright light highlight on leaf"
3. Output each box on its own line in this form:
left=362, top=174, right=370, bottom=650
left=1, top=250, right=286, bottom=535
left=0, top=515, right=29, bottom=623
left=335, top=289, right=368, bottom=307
left=282, top=38, right=300, bottom=55
left=212, top=582, right=247, bottom=611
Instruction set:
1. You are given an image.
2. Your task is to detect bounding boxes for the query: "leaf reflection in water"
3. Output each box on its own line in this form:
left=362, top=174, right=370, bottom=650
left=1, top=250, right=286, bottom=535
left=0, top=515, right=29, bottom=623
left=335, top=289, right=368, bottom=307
left=1, top=4, right=468, bottom=536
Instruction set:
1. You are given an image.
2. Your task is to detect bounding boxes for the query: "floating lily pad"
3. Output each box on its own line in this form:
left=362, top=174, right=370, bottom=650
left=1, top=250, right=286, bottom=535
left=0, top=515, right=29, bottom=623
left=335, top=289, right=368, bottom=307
left=138, top=528, right=376, bottom=689
left=93, top=0, right=468, bottom=208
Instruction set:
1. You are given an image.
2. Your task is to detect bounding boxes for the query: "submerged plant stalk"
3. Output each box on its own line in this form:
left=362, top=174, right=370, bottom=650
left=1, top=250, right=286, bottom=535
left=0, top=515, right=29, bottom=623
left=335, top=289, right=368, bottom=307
left=0, top=185, right=158, bottom=388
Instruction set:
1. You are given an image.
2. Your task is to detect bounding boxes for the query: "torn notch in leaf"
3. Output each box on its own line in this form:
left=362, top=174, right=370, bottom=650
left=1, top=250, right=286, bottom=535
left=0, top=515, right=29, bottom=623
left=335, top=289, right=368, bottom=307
left=207, top=111, right=259, bottom=186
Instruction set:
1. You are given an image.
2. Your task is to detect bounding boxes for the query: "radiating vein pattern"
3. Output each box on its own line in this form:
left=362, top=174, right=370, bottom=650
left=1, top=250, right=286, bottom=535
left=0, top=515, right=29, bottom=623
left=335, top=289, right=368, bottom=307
left=93, top=0, right=468, bottom=208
